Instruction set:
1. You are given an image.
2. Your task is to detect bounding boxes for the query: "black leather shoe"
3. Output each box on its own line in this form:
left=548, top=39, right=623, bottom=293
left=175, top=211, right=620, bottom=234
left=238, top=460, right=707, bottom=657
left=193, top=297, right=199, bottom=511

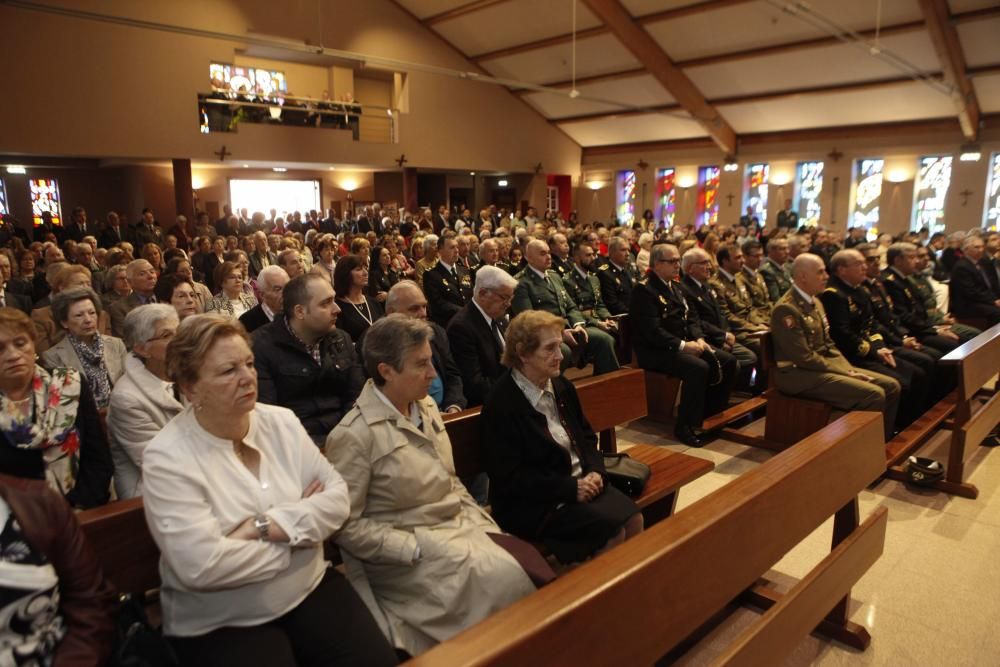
left=674, top=424, right=704, bottom=447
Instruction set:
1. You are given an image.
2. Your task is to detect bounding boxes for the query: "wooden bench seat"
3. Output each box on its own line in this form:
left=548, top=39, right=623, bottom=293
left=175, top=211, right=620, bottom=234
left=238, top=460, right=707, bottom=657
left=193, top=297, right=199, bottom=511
left=407, top=412, right=888, bottom=666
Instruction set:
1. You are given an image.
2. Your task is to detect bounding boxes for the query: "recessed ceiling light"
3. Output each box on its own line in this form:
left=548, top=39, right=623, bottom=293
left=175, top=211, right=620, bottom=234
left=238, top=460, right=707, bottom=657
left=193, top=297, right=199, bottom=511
left=273, top=167, right=287, bottom=172
left=470, top=171, right=475, bottom=176
left=498, top=179, right=508, bottom=187
left=242, top=164, right=249, bottom=168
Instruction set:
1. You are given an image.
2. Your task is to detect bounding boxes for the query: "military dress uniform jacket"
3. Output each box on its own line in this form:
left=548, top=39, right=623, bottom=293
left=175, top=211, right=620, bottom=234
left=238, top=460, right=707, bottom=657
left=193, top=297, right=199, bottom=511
left=629, top=277, right=704, bottom=368
left=759, top=258, right=792, bottom=304
left=678, top=275, right=729, bottom=348
left=511, top=267, right=586, bottom=329
left=596, top=261, right=637, bottom=315
left=862, top=279, right=907, bottom=346
left=881, top=268, right=938, bottom=338
left=424, top=262, right=473, bottom=328
left=550, top=255, right=573, bottom=282
left=742, top=266, right=772, bottom=322
left=818, top=276, right=887, bottom=364
left=770, top=288, right=856, bottom=378
left=563, top=267, right=612, bottom=324
left=711, top=270, right=767, bottom=334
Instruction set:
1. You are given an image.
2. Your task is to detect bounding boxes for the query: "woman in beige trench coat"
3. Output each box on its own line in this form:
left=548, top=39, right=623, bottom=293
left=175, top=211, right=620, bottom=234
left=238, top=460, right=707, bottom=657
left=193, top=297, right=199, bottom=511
left=326, top=315, right=536, bottom=657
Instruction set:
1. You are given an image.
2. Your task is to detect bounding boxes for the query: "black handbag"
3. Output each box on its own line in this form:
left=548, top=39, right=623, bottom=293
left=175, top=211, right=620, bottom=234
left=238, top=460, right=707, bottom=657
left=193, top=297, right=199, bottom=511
left=112, top=593, right=179, bottom=667
left=602, top=453, right=651, bottom=497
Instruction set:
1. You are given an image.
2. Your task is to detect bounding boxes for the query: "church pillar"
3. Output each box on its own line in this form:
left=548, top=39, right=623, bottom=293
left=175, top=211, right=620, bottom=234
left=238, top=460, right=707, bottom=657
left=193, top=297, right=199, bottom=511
left=172, top=158, right=194, bottom=225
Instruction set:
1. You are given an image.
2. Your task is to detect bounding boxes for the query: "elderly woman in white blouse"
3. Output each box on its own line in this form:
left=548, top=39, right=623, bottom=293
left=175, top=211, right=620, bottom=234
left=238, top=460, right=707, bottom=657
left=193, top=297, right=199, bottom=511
left=106, top=304, right=184, bottom=499
left=142, top=314, right=397, bottom=667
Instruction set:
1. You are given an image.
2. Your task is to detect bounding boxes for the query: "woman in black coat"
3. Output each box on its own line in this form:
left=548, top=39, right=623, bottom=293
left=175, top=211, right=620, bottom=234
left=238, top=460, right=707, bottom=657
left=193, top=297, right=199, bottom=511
left=482, top=311, right=642, bottom=563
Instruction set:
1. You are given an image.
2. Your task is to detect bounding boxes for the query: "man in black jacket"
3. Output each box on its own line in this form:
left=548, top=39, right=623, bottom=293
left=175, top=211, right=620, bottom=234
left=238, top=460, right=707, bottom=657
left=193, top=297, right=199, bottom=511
left=386, top=281, right=466, bottom=413
left=447, top=265, right=516, bottom=407
left=424, top=235, right=472, bottom=328
left=596, top=237, right=637, bottom=315
left=629, top=243, right=737, bottom=447
left=239, top=265, right=289, bottom=334
left=949, top=236, right=1000, bottom=326
left=252, top=274, right=365, bottom=446
left=882, top=242, right=968, bottom=348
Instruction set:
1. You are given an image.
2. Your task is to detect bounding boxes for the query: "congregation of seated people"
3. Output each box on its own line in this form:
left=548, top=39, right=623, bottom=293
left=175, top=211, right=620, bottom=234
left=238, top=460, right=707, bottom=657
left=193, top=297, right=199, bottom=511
left=1, top=198, right=998, bottom=664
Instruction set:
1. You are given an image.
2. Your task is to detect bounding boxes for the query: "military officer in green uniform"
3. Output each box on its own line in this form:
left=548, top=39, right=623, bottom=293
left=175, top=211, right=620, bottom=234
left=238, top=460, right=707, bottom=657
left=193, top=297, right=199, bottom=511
left=548, top=233, right=573, bottom=281
left=512, top=239, right=620, bottom=375
left=770, top=253, right=900, bottom=441
left=711, top=244, right=768, bottom=355
left=759, top=238, right=792, bottom=303
left=900, top=243, right=980, bottom=343
left=597, top=237, right=637, bottom=315
left=740, top=239, right=773, bottom=323
left=564, top=241, right=618, bottom=333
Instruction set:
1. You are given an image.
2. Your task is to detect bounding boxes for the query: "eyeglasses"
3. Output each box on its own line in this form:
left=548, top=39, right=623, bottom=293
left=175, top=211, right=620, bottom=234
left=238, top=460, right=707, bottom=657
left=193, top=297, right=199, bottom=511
left=656, top=258, right=681, bottom=265
left=489, top=289, right=514, bottom=304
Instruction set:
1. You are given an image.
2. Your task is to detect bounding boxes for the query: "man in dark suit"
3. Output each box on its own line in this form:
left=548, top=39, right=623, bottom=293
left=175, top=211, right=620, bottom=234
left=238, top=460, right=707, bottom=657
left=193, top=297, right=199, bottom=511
left=385, top=281, right=466, bottom=413
left=596, top=236, right=637, bottom=315
left=882, top=242, right=967, bottom=348
left=424, top=235, right=472, bottom=328
left=214, top=205, right=234, bottom=236
left=132, top=208, right=164, bottom=254
left=62, top=207, right=89, bottom=242
left=949, top=236, right=1000, bottom=326
left=775, top=198, right=798, bottom=230
left=629, top=243, right=738, bottom=446
left=247, top=231, right=278, bottom=279
left=239, top=265, right=289, bottom=334
left=447, top=265, right=516, bottom=407
left=0, top=252, right=31, bottom=313
left=98, top=211, right=127, bottom=248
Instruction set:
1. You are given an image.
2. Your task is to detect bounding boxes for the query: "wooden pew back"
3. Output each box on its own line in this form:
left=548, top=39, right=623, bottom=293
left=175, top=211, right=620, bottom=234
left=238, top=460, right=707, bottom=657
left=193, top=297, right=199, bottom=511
left=940, top=322, right=1000, bottom=402
left=408, top=412, right=887, bottom=667
left=78, top=497, right=159, bottom=595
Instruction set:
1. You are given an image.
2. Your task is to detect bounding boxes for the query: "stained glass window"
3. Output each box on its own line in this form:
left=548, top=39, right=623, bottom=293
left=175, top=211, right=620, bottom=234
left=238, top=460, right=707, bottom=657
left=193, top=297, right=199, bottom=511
left=985, top=153, right=1000, bottom=232
left=743, top=163, right=769, bottom=223
left=911, top=156, right=953, bottom=234
left=0, top=179, right=7, bottom=216
left=697, top=166, right=721, bottom=228
left=209, top=63, right=287, bottom=96
left=30, top=179, right=62, bottom=227
left=851, top=159, right=883, bottom=234
left=794, top=161, right=824, bottom=226
left=616, top=170, right=636, bottom=226
left=655, top=168, right=676, bottom=227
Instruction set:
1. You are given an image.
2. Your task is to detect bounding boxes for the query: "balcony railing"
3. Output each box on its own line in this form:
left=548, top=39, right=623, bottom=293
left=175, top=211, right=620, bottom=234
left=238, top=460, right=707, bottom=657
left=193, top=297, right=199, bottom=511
left=198, top=93, right=396, bottom=143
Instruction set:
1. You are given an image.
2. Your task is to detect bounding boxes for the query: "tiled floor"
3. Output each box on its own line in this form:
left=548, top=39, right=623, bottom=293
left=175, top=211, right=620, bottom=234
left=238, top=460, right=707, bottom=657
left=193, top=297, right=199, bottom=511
left=616, top=415, right=1000, bottom=666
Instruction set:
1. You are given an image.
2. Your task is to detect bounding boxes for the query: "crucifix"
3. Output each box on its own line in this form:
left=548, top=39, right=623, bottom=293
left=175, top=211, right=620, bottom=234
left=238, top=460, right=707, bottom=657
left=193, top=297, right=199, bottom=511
left=828, top=147, right=844, bottom=163
left=396, top=154, right=407, bottom=167
left=726, top=193, right=735, bottom=207
left=960, top=188, right=973, bottom=207
left=213, top=145, right=231, bottom=162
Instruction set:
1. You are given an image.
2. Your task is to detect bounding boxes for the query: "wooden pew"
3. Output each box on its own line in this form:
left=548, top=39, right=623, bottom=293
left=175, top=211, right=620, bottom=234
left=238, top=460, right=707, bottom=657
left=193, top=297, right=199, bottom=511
left=446, top=368, right=715, bottom=525
left=885, top=322, right=1000, bottom=498
left=407, top=412, right=889, bottom=667
left=78, top=497, right=159, bottom=596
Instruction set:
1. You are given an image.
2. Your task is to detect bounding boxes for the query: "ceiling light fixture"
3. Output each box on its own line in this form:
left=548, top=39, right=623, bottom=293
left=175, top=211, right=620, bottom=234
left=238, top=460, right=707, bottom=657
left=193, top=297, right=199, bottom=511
left=273, top=167, right=287, bottom=172
left=959, top=143, right=982, bottom=162
left=585, top=180, right=606, bottom=190
left=242, top=164, right=249, bottom=168
left=6, top=166, right=26, bottom=174
left=498, top=179, right=508, bottom=187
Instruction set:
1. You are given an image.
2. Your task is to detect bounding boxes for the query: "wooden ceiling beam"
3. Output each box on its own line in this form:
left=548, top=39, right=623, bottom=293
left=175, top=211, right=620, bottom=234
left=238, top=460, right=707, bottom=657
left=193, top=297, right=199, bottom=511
left=918, top=0, right=981, bottom=140
left=424, top=0, right=513, bottom=26
left=553, top=104, right=684, bottom=125
left=581, top=0, right=737, bottom=154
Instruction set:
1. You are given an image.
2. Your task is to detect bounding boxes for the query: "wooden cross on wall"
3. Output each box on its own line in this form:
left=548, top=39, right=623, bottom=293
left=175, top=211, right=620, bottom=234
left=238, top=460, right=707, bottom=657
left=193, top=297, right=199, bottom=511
left=828, top=147, right=844, bottom=163
left=214, top=145, right=231, bottom=162
left=396, top=154, right=407, bottom=167
left=960, top=188, right=973, bottom=206
left=726, top=193, right=735, bottom=207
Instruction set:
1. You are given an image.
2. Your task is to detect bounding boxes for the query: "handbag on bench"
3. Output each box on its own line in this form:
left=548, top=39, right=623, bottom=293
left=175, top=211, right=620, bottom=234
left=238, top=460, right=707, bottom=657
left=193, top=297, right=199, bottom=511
left=602, top=453, right=651, bottom=497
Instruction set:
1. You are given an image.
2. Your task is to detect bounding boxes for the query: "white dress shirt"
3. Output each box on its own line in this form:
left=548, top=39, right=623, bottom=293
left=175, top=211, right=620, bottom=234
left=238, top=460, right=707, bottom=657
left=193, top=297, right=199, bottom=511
left=142, top=403, right=351, bottom=637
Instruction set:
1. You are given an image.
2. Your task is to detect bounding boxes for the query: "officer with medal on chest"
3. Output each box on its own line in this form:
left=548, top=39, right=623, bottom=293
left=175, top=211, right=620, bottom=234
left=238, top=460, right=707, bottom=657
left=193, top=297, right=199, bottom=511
left=819, top=249, right=931, bottom=430
left=563, top=241, right=618, bottom=336
left=511, top=239, right=620, bottom=376
left=770, top=254, right=900, bottom=441
left=710, top=244, right=769, bottom=358
left=597, top=237, right=637, bottom=315
left=629, top=243, right=738, bottom=447
left=759, top=238, right=793, bottom=304
left=424, top=235, right=473, bottom=328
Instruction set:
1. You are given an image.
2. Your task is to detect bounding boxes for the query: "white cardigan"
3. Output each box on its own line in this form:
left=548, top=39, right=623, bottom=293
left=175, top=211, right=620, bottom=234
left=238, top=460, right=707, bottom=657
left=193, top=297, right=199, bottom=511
left=142, top=403, right=350, bottom=637
left=106, top=354, right=183, bottom=499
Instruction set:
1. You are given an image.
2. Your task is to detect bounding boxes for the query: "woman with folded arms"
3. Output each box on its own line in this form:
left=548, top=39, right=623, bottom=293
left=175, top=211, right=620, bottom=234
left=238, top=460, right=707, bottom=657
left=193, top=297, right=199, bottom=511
left=327, top=315, right=540, bottom=658
left=107, top=304, right=184, bottom=499
left=482, top=310, right=643, bottom=564
left=142, top=314, right=396, bottom=667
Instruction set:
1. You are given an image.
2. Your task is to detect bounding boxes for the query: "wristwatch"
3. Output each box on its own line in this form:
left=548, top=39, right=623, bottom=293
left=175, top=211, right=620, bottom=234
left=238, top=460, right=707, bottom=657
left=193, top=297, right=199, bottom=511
left=254, top=514, right=271, bottom=542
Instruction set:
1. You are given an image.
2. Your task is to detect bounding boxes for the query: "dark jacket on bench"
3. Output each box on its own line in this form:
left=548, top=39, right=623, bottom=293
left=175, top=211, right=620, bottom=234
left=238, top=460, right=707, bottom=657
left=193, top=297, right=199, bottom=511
left=482, top=370, right=605, bottom=540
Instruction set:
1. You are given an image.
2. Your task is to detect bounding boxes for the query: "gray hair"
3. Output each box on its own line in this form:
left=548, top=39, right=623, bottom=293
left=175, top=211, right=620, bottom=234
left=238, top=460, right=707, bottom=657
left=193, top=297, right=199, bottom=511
left=650, top=243, right=677, bottom=264
left=608, top=236, right=628, bottom=253
left=474, top=264, right=517, bottom=297
left=123, top=304, right=178, bottom=350
left=257, top=265, right=289, bottom=289
left=786, top=235, right=806, bottom=251
left=385, top=280, right=422, bottom=313
left=362, top=314, right=433, bottom=386
left=103, top=264, right=128, bottom=292
left=422, top=234, right=439, bottom=253
left=638, top=232, right=654, bottom=249
left=961, top=235, right=983, bottom=251
left=125, top=259, right=153, bottom=281
left=52, top=286, right=102, bottom=327
left=830, top=249, right=863, bottom=274
left=681, top=247, right=710, bottom=273
left=886, top=242, right=917, bottom=267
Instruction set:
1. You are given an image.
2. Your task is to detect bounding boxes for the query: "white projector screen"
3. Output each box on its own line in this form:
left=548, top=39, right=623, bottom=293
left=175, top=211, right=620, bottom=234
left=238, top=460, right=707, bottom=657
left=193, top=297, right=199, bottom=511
left=228, top=179, right=321, bottom=217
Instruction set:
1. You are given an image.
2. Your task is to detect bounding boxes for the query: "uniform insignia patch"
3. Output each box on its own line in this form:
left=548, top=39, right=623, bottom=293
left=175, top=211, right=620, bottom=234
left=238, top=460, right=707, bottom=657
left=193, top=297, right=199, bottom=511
left=784, top=315, right=797, bottom=328
left=658, top=295, right=667, bottom=305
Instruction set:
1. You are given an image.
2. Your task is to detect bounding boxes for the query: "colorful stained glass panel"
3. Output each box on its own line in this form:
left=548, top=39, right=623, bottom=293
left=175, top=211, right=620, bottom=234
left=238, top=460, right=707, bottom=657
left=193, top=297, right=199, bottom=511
left=655, top=168, right=675, bottom=227
left=794, top=161, right=824, bottom=226
left=743, top=163, right=769, bottom=223
left=697, top=166, right=721, bottom=228
left=985, top=153, right=1000, bottom=231
left=851, top=159, right=883, bottom=233
left=911, top=156, right=952, bottom=234
left=0, top=179, right=7, bottom=216
left=616, top=170, right=636, bottom=226
left=30, top=179, right=62, bottom=227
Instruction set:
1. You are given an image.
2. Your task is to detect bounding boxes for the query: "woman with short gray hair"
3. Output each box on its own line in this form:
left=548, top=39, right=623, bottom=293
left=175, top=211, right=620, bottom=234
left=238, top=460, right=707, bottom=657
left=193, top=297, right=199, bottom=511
left=107, top=304, right=183, bottom=498
left=327, top=314, right=542, bottom=657
left=42, top=287, right=126, bottom=410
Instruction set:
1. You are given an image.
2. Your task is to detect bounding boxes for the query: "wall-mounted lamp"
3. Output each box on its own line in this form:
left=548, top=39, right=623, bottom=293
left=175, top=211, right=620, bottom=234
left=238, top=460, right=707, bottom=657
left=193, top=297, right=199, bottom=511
left=585, top=180, right=606, bottom=190
left=498, top=179, right=508, bottom=187
left=886, top=169, right=909, bottom=183
left=341, top=178, right=359, bottom=192
left=272, top=167, right=287, bottom=173
left=677, top=177, right=696, bottom=188
left=6, top=166, right=26, bottom=174
left=771, top=174, right=791, bottom=186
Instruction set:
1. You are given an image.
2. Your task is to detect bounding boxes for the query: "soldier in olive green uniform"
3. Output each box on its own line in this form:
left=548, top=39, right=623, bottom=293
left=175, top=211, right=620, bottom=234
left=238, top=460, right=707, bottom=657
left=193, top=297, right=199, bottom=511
left=911, top=245, right=981, bottom=341
left=711, top=246, right=768, bottom=358
left=512, top=240, right=620, bottom=375
left=564, top=243, right=616, bottom=327
left=740, top=239, right=772, bottom=323
left=770, top=254, right=900, bottom=441
left=759, top=238, right=793, bottom=303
